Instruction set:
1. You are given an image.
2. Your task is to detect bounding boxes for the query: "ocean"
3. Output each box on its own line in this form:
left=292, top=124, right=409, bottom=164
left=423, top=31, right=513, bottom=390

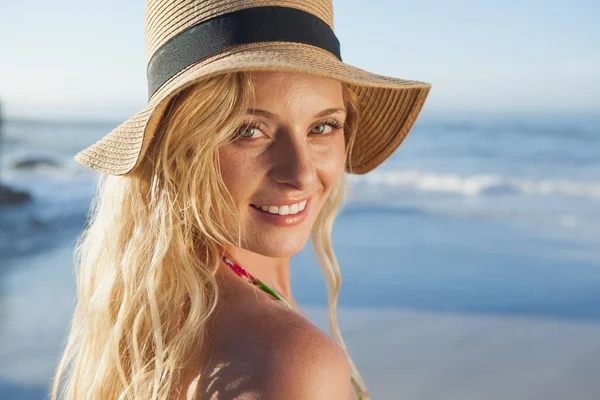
left=1, top=113, right=599, bottom=399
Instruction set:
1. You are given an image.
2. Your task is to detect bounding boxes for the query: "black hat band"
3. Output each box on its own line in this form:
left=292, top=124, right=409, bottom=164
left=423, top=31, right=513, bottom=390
left=146, top=6, right=343, bottom=100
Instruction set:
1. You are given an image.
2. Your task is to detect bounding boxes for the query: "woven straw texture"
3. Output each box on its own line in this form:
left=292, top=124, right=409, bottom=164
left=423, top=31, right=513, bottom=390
left=74, top=0, right=431, bottom=176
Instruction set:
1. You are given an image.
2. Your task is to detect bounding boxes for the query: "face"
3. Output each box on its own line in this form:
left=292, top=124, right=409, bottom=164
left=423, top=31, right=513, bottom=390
left=218, top=71, right=347, bottom=257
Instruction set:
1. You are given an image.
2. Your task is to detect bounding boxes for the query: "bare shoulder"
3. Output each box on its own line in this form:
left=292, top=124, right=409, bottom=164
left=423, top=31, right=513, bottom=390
left=253, top=307, right=352, bottom=399
left=198, top=299, right=352, bottom=399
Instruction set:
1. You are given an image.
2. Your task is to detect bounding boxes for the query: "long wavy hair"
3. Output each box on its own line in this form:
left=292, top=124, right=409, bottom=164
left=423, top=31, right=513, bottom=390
left=51, top=70, right=366, bottom=399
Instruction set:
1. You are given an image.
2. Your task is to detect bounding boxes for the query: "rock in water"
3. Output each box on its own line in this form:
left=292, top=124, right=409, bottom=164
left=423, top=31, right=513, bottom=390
left=0, top=183, right=32, bottom=205
left=12, top=158, right=62, bottom=170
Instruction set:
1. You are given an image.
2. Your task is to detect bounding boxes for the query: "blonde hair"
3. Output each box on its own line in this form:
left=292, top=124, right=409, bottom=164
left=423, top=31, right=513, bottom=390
left=51, top=71, right=366, bottom=399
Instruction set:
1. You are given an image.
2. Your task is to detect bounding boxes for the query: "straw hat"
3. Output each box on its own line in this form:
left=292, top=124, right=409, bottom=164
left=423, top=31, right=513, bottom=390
left=74, top=0, right=432, bottom=176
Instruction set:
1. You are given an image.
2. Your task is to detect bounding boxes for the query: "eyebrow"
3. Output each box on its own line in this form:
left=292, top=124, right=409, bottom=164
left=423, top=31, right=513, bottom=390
left=246, top=107, right=347, bottom=120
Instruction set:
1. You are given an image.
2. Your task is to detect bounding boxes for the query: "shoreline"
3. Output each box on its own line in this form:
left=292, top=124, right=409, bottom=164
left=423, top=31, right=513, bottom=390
left=1, top=303, right=600, bottom=399
left=1, top=222, right=599, bottom=399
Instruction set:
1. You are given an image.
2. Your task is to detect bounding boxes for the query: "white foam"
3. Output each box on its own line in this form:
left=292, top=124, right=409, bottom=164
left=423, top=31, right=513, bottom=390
left=350, top=169, right=600, bottom=199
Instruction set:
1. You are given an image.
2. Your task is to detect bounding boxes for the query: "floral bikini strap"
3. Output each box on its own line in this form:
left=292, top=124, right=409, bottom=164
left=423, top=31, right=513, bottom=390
left=222, top=255, right=293, bottom=309
left=221, top=255, right=370, bottom=400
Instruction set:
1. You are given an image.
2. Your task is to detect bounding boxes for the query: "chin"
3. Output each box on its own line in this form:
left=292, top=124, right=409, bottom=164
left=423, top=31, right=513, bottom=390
left=243, top=234, right=310, bottom=258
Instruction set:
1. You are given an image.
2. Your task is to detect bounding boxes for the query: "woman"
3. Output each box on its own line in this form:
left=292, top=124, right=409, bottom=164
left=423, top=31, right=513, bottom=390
left=52, top=1, right=431, bottom=399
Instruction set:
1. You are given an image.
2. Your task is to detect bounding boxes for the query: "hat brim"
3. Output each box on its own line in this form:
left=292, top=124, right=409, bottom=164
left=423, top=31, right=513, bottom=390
left=74, top=42, right=431, bottom=176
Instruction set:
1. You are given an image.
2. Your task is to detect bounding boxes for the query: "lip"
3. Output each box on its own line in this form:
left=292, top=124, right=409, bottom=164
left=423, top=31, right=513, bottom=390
left=249, top=197, right=312, bottom=227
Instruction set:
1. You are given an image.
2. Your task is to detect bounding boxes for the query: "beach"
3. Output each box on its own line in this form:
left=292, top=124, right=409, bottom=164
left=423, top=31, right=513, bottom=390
left=2, top=239, right=600, bottom=399
left=1, top=114, right=599, bottom=399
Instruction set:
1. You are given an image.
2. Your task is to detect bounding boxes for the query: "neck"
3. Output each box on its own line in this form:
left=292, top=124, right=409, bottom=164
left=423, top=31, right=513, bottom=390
left=221, top=245, right=293, bottom=300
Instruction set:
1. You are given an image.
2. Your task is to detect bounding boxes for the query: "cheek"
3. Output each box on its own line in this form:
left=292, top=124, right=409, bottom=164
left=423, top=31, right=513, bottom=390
left=314, top=135, right=346, bottom=190
left=218, top=147, right=259, bottom=206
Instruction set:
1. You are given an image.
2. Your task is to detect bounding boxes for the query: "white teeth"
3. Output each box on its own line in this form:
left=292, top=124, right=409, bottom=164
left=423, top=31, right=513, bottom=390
left=278, top=205, right=290, bottom=215
left=299, top=200, right=307, bottom=211
left=253, top=200, right=308, bottom=216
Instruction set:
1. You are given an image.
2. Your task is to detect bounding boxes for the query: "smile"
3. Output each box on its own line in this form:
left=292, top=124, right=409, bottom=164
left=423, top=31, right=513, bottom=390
left=249, top=198, right=311, bottom=227
left=250, top=200, right=307, bottom=216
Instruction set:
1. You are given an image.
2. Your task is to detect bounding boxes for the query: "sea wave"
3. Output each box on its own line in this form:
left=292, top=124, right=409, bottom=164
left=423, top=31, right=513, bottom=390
left=350, top=170, right=600, bottom=199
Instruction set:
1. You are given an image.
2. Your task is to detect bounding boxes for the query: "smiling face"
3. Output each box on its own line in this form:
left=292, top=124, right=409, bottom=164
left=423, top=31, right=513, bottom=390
left=218, top=71, right=347, bottom=257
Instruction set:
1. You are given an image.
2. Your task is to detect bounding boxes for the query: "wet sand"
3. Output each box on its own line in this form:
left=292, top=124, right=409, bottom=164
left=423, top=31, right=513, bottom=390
left=1, top=238, right=600, bottom=399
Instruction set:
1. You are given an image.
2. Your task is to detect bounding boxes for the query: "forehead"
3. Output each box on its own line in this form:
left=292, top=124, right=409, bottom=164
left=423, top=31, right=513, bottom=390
left=248, top=71, right=344, bottom=111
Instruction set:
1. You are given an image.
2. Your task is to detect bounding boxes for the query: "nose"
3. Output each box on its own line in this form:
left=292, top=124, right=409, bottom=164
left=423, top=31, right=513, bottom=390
left=267, top=132, right=316, bottom=191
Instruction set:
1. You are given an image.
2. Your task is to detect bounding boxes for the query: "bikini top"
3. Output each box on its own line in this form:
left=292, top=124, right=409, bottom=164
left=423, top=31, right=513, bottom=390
left=222, top=255, right=370, bottom=400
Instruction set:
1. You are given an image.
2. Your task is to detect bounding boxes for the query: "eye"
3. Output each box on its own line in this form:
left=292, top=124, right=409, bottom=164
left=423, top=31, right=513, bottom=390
left=310, top=118, right=344, bottom=135
left=236, top=122, right=266, bottom=140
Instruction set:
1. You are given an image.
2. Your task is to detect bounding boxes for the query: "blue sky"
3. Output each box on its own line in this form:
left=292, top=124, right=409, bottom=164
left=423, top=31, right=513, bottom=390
left=0, top=0, right=598, bottom=119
